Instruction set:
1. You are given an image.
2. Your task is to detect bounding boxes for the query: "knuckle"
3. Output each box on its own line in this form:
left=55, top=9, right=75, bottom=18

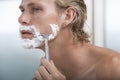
left=34, top=71, right=39, bottom=78
left=38, top=65, right=44, bottom=72
left=48, top=77, right=52, bottom=80
left=34, top=71, right=39, bottom=76
left=52, top=72, right=66, bottom=80
left=62, top=75, right=66, bottom=80
left=54, top=73, right=59, bottom=78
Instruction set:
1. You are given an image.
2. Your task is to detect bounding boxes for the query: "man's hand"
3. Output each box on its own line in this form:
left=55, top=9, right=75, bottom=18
left=32, top=58, right=66, bottom=80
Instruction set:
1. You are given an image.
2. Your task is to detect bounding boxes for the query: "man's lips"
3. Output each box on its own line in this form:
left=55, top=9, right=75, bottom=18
left=20, top=30, right=34, bottom=39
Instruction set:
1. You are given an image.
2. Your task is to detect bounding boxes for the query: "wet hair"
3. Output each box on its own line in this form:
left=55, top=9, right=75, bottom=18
left=55, top=0, right=90, bottom=42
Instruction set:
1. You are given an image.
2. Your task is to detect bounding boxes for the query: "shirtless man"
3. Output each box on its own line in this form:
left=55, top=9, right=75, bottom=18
left=18, top=0, right=120, bottom=80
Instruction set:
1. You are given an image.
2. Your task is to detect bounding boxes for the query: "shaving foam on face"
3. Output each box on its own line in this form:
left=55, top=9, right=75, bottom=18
left=19, top=24, right=60, bottom=49
left=21, top=38, right=44, bottom=49
left=49, top=24, right=60, bottom=40
left=19, top=25, right=44, bottom=49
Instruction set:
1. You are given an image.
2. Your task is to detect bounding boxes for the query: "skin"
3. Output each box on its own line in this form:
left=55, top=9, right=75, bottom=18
left=18, top=0, right=120, bottom=80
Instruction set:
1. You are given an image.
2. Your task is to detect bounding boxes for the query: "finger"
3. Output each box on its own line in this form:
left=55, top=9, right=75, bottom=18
left=50, top=60, right=58, bottom=71
left=32, top=77, right=37, bottom=80
left=34, top=71, right=43, bottom=80
left=41, top=58, right=57, bottom=74
left=50, top=60, right=66, bottom=79
left=50, top=60, right=56, bottom=67
left=50, top=60, right=62, bottom=75
left=38, top=65, right=51, bottom=80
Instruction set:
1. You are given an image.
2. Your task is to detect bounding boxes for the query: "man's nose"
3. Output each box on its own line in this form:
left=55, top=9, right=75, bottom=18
left=18, top=13, right=31, bottom=26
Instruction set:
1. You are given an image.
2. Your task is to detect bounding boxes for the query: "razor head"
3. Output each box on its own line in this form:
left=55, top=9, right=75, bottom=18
left=40, top=34, right=49, bottom=39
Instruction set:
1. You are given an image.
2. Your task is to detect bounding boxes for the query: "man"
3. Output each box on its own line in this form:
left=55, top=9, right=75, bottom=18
left=18, top=0, right=120, bottom=80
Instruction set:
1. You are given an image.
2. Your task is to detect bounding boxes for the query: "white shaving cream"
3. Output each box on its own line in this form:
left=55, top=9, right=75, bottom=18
left=19, top=24, right=59, bottom=49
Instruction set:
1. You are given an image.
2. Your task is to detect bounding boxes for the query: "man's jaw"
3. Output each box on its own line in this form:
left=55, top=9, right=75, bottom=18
left=19, top=25, right=45, bottom=49
left=19, top=24, right=60, bottom=49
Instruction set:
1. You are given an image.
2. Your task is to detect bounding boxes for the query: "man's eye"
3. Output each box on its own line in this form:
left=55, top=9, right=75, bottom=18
left=32, top=7, right=40, bottom=12
left=20, top=9, right=24, bottom=12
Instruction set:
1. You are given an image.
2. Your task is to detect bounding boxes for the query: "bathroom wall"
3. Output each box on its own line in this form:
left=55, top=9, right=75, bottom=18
left=105, top=0, right=120, bottom=52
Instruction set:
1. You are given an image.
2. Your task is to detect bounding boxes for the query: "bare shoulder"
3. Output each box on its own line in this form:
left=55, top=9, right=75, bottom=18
left=94, top=47, right=120, bottom=79
left=84, top=44, right=120, bottom=79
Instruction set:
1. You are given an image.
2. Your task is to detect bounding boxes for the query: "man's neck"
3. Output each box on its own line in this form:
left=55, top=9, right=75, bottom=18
left=49, top=27, right=85, bottom=56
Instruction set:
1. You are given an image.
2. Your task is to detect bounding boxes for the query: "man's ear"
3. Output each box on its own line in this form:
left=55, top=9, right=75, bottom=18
left=62, top=7, right=76, bottom=27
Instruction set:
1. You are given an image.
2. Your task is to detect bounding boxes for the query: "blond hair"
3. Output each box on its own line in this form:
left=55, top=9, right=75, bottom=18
left=55, top=0, right=89, bottom=42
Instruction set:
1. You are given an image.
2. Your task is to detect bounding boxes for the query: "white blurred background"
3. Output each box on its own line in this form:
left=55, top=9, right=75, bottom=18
left=85, top=0, right=120, bottom=51
left=0, top=0, right=120, bottom=80
left=0, top=1, right=44, bottom=80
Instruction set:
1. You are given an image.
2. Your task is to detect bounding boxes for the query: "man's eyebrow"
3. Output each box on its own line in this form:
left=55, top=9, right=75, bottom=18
left=19, top=5, right=23, bottom=9
left=19, top=3, right=36, bottom=9
left=28, top=3, right=36, bottom=7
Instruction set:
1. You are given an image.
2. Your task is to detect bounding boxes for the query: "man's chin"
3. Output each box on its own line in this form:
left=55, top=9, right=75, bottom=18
left=21, top=37, right=33, bottom=40
left=21, top=38, right=45, bottom=49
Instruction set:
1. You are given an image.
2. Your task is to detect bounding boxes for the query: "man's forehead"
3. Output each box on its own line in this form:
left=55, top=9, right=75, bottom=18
left=20, top=0, right=55, bottom=6
left=20, top=0, right=41, bottom=6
